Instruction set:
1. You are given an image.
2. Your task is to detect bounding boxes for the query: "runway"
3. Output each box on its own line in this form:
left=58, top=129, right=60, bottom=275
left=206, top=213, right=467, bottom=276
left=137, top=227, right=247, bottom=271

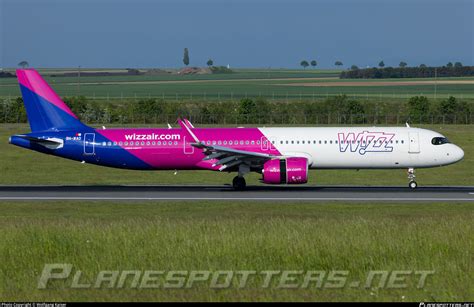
left=0, top=185, right=473, bottom=202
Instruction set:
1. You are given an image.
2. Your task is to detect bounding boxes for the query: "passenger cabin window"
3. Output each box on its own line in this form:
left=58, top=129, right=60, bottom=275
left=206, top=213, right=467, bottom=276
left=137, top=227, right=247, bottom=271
left=432, top=137, right=450, bottom=145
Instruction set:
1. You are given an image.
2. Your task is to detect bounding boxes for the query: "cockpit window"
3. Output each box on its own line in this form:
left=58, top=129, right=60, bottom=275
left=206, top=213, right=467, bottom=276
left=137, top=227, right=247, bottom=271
left=431, top=137, right=450, bottom=145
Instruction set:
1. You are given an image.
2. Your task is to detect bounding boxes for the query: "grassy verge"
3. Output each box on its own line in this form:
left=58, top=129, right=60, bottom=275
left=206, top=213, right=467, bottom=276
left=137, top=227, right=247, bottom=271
left=0, top=201, right=472, bottom=301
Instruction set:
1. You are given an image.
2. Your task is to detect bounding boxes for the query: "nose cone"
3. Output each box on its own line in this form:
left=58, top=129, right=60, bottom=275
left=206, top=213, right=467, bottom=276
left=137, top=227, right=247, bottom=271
left=451, top=145, right=464, bottom=163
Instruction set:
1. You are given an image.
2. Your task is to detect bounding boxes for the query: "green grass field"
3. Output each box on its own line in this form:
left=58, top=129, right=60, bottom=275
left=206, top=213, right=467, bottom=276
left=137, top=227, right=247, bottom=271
left=0, top=123, right=473, bottom=301
left=0, top=201, right=472, bottom=301
left=1, top=68, right=473, bottom=99
left=0, top=124, right=472, bottom=186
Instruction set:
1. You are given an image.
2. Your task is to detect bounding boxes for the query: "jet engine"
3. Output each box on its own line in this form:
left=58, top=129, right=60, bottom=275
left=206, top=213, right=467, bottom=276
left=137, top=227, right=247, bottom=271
left=262, top=157, right=308, bottom=184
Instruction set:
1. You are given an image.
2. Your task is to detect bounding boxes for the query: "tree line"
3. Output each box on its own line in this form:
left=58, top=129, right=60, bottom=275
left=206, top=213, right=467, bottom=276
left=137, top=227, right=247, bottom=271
left=340, top=65, right=474, bottom=79
left=0, top=95, right=472, bottom=125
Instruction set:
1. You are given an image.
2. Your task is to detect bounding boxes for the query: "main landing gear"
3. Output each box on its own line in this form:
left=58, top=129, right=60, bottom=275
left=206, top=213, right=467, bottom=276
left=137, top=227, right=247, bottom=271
left=232, top=176, right=246, bottom=190
left=407, top=168, right=418, bottom=189
left=232, top=164, right=249, bottom=190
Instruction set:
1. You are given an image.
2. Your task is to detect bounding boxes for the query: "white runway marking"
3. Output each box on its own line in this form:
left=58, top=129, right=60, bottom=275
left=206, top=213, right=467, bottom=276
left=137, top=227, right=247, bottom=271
left=0, top=197, right=473, bottom=201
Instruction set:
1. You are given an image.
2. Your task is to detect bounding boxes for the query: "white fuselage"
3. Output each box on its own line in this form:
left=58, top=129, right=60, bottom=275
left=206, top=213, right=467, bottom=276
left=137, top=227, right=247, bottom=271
left=260, top=127, right=464, bottom=169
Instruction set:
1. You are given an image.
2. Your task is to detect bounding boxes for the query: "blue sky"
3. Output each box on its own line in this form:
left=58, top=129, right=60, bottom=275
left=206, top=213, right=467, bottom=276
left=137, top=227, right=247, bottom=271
left=1, top=0, right=472, bottom=68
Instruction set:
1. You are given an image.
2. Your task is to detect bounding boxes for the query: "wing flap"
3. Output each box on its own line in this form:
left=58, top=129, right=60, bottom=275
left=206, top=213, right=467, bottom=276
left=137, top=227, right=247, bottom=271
left=192, top=142, right=276, bottom=171
left=179, top=118, right=276, bottom=171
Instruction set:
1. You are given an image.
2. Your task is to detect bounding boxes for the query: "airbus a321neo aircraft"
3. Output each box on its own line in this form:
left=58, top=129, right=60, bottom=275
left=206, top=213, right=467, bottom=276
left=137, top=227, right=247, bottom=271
left=10, top=69, right=464, bottom=190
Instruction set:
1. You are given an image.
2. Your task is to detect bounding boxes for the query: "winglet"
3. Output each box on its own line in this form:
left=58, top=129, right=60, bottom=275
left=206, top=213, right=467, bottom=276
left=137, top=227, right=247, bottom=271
left=178, top=118, right=200, bottom=143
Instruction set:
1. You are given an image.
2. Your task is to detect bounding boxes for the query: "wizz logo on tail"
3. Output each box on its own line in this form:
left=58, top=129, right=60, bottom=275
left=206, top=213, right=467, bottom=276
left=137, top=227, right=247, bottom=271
left=338, top=131, right=395, bottom=155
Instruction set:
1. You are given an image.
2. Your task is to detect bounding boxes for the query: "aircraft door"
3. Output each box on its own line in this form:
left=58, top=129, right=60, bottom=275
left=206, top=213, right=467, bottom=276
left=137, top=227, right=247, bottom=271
left=261, top=136, right=269, bottom=151
left=84, top=133, right=95, bottom=155
left=260, top=136, right=277, bottom=151
left=408, top=132, right=420, bottom=153
left=183, top=136, right=194, bottom=154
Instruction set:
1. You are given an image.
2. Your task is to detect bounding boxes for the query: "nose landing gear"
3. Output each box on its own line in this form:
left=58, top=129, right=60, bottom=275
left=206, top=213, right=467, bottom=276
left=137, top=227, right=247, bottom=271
left=408, top=168, right=417, bottom=189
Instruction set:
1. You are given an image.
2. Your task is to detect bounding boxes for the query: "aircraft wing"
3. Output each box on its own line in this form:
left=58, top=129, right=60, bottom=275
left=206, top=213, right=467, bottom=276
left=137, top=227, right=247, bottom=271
left=179, top=117, right=275, bottom=171
left=192, top=142, right=276, bottom=171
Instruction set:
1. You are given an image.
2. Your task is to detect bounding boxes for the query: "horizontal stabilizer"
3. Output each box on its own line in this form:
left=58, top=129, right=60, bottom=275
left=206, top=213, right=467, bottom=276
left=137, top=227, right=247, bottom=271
left=13, top=135, right=64, bottom=149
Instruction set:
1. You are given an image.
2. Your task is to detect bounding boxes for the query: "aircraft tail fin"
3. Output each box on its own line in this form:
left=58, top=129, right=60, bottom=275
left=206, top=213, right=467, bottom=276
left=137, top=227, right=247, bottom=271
left=16, top=69, right=87, bottom=132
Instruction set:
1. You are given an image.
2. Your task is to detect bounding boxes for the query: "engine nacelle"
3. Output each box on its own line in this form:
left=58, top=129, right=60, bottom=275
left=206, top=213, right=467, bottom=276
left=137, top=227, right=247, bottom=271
left=262, top=157, right=308, bottom=184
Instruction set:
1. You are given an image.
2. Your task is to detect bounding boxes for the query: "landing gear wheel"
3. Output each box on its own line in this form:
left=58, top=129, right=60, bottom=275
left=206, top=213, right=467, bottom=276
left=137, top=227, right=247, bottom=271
left=407, top=168, right=417, bottom=190
left=232, top=176, right=246, bottom=190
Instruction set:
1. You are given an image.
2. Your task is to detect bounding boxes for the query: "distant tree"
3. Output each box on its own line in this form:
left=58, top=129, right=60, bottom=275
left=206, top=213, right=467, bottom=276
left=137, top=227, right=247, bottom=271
left=325, top=94, right=349, bottom=114
left=238, top=98, right=256, bottom=114
left=310, top=60, right=317, bottom=68
left=346, top=99, right=365, bottom=115
left=210, top=66, right=233, bottom=74
left=407, top=96, right=430, bottom=121
left=446, top=62, right=454, bottom=68
left=345, top=99, right=365, bottom=123
left=399, top=61, right=408, bottom=68
left=254, top=97, right=270, bottom=119
left=438, top=96, right=457, bottom=115
left=350, top=65, right=359, bottom=70
left=2, top=97, right=27, bottom=123
left=334, top=61, right=343, bottom=67
left=437, top=95, right=469, bottom=123
left=378, top=60, right=385, bottom=68
left=133, top=98, right=165, bottom=123
left=340, top=64, right=474, bottom=79
left=18, top=61, right=29, bottom=69
left=206, top=59, right=214, bottom=67
left=183, top=48, right=190, bottom=66
left=454, top=62, right=463, bottom=68
left=300, top=60, right=309, bottom=70
left=238, top=98, right=257, bottom=123
left=127, top=68, right=140, bottom=75
left=63, top=96, right=88, bottom=118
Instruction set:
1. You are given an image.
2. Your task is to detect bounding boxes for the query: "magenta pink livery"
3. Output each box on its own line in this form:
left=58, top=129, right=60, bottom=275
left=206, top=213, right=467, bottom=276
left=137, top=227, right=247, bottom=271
left=97, top=126, right=280, bottom=170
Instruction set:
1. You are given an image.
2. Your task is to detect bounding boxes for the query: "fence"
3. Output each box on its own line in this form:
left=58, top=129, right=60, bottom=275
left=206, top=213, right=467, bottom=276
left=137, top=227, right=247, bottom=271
left=126, top=113, right=472, bottom=125
left=1, top=112, right=472, bottom=126
left=2, top=91, right=472, bottom=102
left=49, top=92, right=474, bottom=101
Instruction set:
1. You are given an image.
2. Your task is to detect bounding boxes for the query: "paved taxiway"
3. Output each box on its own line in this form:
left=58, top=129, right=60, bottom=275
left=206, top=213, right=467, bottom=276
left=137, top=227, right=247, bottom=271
left=0, top=185, right=473, bottom=202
